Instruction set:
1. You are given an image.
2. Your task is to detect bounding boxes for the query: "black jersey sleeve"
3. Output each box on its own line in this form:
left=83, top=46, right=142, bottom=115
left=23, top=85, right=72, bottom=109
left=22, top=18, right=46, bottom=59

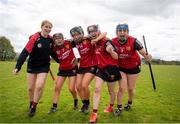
left=134, top=39, right=143, bottom=51
left=50, top=50, right=59, bottom=63
left=15, top=48, right=29, bottom=72
left=71, top=40, right=76, bottom=48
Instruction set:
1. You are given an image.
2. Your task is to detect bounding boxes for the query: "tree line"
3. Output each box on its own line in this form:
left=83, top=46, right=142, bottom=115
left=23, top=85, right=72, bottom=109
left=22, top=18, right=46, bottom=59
left=142, top=58, right=180, bottom=65
left=0, top=36, right=16, bottom=61
left=0, top=36, right=179, bottom=65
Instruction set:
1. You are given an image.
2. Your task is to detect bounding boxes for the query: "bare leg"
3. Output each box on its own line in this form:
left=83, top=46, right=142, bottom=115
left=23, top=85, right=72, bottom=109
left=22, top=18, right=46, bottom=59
left=28, top=73, right=47, bottom=117
left=117, top=72, right=127, bottom=106
left=107, top=82, right=116, bottom=105
left=127, top=74, right=139, bottom=102
left=76, top=74, right=83, bottom=100
left=33, top=73, right=48, bottom=103
left=82, top=73, right=95, bottom=100
left=93, top=76, right=104, bottom=110
left=27, top=73, right=37, bottom=102
left=68, top=76, right=77, bottom=99
left=53, top=76, right=66, bottom=104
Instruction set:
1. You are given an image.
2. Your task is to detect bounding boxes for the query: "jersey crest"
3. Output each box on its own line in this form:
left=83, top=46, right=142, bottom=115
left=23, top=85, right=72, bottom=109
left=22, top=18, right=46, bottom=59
left=37, top=43, right=42, bottom=48
left=126, top=46, right=131, bottom=51
left=65, top=44, right=70, bottom=49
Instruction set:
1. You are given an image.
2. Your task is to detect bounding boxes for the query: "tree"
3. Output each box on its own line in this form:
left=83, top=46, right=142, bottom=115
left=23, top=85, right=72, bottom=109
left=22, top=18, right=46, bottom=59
left=0, top=36, right=16, bottom=61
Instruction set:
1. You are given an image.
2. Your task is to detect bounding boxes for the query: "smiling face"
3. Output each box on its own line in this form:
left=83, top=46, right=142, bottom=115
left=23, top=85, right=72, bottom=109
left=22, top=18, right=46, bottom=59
left=88, top=30, right=100, bottom=39
left=70, top=26, right=84, bottom=42
left=53, top=33, right=64, bottom=47
left=71, top=32, right=84, bottom=42
left=41, top=20, right=53, bottom=37
left=87, top=25, right=100, bottom=39
left=54, top=38, right=64, bottom=47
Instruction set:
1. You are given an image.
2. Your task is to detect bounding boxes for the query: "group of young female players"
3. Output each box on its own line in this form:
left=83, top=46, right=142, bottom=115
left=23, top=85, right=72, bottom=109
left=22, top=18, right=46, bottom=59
left=13, top=20, right=152, bottom=123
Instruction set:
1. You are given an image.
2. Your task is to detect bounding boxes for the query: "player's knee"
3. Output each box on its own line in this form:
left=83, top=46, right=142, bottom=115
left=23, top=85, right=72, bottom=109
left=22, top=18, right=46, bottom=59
left=109, top=90, right=115, bottom=95
left=82, top=84, right=88, bottom=90
left=128, top=88, right=134, bottom=94
left=36, top=86, right=44, bottom=92
left=28, top=87, right=34, bottom=93
left=119, top=87, right=126, bottom=93
left=55, top=86, right=60, bottom=92
left=94, top=87, right=101, bottom=94
left=76, top=85, right=81, bottom=92
left=69, top=87, right=75, bottom=93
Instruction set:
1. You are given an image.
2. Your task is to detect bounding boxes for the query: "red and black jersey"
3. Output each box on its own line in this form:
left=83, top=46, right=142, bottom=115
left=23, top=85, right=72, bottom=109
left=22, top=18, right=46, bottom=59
left=15, top=32, right=58, bottom=72
left=76, top=38, right=97, bottom=68
left=112, top=35, right=143, bottom=69
left=53, top=40, right=76, bottom=70
left=95, top=38, right=119, bottom=69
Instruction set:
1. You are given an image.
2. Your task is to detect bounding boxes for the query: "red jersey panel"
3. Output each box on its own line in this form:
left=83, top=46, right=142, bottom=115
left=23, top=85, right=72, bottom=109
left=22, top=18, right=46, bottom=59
left=53, top=41, right=76, bottom=70
left=95, top=38, right=119, bottom=69
left=25, top=33, right=40, bottom=53
left=76, top=39, right=97, bottom=68
left=112, top=35, right=141, bottom=69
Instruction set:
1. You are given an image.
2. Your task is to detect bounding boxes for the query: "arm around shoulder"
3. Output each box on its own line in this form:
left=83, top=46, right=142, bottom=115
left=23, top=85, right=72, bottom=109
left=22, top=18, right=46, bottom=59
left=91, top=32, right=107, bottom=45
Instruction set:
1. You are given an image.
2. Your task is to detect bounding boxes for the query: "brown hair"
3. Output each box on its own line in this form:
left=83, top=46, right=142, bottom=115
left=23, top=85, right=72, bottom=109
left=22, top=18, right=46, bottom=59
left=41, top=20, right=53, bottom=28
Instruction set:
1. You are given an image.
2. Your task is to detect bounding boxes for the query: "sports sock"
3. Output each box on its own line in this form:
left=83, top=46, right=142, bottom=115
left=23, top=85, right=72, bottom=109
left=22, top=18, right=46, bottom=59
left=29, top=101, right=33, bottom=108
left=128, top=101, right=132, bottom=105
left=32, top=101, right=38, bottom=109
left=74, top=99, right=78, bottom=107
left=117, top=104, right=122, bottom=109
left=53, top=103, right=57, bottom=108
left=85, top=99, right=90, bottom=106
left=93, top=109, right=98, bottom=113
left=110, top=104, right=114, bottom=107
left=82, top=100, right=86, bottom=105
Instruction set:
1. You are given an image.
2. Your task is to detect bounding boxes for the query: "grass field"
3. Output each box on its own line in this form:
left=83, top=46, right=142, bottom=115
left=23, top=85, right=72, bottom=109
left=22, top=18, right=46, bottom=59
left=0, top=61, right=180, bottom=123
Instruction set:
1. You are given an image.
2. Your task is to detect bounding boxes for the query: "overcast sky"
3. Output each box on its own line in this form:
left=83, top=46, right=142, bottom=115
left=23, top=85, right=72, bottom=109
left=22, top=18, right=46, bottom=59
left=0, top=0, right=179, bottom=60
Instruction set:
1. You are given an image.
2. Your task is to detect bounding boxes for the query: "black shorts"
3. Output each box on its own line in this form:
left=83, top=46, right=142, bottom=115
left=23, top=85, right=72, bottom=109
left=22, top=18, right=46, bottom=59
left=77, top=66, right=97, bottom=75
left=119, top=65, right=141, bottom=74
left=57, top=66, right=78, bottom=77
left=27, top=65, right=49, bottom=73
left=96, top=65, right=121, bottom=82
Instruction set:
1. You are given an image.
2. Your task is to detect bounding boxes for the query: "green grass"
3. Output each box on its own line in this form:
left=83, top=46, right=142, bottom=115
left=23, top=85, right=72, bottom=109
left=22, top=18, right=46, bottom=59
left=0, top=61, right=180, bottom=123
